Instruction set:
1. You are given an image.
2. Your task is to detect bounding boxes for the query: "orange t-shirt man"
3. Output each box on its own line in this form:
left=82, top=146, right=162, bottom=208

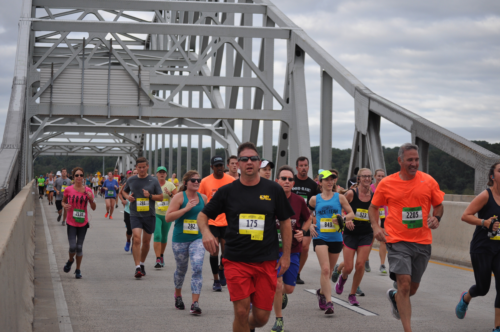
left=371, top=171, right=445, bottom=245
left=198, top=173, right=235, bottom=226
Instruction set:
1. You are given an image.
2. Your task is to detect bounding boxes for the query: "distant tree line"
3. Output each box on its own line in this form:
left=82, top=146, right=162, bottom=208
left=34, top=140, right=500, bottom=195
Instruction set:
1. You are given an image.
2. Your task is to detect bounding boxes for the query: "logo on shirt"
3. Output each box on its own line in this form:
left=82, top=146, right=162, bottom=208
left=260, top=195, right=271, bottom=201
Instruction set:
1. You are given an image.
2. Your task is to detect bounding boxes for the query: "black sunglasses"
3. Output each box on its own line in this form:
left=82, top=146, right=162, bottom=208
left=74, top=174, right=84, bottom=177
left=280, top=177, right=294, bottom=182
left=238, top=156, right=260, bottom=162
left=189, top=178, right=202, bottom=183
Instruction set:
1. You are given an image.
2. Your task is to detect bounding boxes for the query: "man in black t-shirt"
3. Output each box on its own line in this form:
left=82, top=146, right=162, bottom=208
left=291, top=156, right=318, bottom=284
left=198, top=142, right=294, bottom=332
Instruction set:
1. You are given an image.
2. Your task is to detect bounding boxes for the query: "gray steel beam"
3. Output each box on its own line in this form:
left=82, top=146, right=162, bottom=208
left=198, top=135, right=202, bottom=177
left=187, top=135, right=191, bottom=171
left=319, top=70, right=332, bottom=170
left=177, top=135, right=181, bottom=179
left=168, top=134, right=173, bottom=177
left=31, top=20, right=291, bottom=39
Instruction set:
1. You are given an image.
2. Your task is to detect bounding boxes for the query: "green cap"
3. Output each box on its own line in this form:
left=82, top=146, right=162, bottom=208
left=319, top=170, right=334, bottom=181
left=156, top=166, right=167, bottom=173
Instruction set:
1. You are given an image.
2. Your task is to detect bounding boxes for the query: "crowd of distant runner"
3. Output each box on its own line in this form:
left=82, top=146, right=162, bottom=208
left=35, top=141, right=500, bottom=332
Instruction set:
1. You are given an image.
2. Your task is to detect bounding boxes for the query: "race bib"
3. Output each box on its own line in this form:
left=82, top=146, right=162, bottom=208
left=157, top=199, right=169, bottom=212
left=355, top=209, right=369, bottom=222
left=300, top=195, right=308, bottom=204
left=379, top=208, right=386, bottom=219
left=136, top=198, right=149, bottom=212
left=183, top=219, right=199, bottom=234
left=47, top=184, right=54, bottom=191
left=73, top=209, right=85, bottom=223
left=320, top=218, right=339, bottom=232
left=61, top=185, right=68, bottom=193
left=107, top=190, right=115, bottom=197
left=239, top=214, right=265, bottom=241
left=491, top=234, right=500, bottom=241
left=277, top=229, right=282, bottom=247
left=402, top=207, right=423, bottom=229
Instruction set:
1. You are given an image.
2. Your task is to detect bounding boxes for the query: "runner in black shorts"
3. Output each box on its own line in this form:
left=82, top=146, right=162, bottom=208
left=122, top=157, right=163, bottom=278
left=335, top=168, right=374, bottom=306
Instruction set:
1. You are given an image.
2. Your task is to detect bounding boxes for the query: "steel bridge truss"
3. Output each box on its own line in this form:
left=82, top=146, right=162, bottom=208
left=0, top=0, right=498, bottom=208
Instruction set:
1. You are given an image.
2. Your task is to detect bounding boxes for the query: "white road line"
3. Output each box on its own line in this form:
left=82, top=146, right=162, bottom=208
left=305, top=289, right=378, bottom=316
left=40, top=201, right=74, bottom=332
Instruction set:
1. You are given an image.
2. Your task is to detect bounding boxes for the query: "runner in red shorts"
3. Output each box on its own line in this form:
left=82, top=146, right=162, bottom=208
left=198, top=142, right=294, bottom=332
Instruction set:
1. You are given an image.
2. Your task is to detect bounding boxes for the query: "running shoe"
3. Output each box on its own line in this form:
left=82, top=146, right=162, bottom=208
left=316, top=288, right=327, bottom=310
left=335, top=275, right=347, bottom=295
left=296, top=273, right=304, bottom=285
left=380, top=264, right=387, bottom=274
left=115, top=204, right=118, bottom=209
left=140, top=264, right=146, bottom=276
left=57, top=215, right=61, bottom=222
left=348, top=294, right=359, bottom=306
left=387, top=289, right=400, bottom=320
left=271, top=317, right=284, bottom=332
left=190, top=301, right=202, bottom=315
left=324, top=301, right=334, bottom=315
left=331, top=263, right=340, bottom=283
left=282, top=293, right=288, bottom=310
left=219, top=268, right=227, bottom=286
left=213, top=280, right=222, bottom=292
left=63, top=259, right=74, bottom=273
left=356, top=286, right=365, bottom=296
left=124, top=241, right=130, bottom=252
left=175, top=295, right=185, bottom=310
left=365, top=260, right=371, bottom=272
left=109, top=216, right=113, bottom=220
left=62, top=221, right=66, bottom=226
left=155, top=258, right=162, bottom=269
left=75, top=269, right=82, bottom=279
left=455, top=291, right=469, bottom=319
left=134, top=267, right=142, bottom=279
left=104, top=213, right=108, bottom=218
left=160, top=256, right=165, bottom=267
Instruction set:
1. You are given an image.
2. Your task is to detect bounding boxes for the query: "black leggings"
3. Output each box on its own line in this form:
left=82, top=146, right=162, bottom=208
left=469, top=253, right=500, bottom=308
left=124, top=212, right=132, bottom=236
left=67, top=224, right=88, bottom=257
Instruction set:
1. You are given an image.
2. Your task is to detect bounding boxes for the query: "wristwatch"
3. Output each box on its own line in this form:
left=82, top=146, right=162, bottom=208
left=434, top=216, right=441, bottom=222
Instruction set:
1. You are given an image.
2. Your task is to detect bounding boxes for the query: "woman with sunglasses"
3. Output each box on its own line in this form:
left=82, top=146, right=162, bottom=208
left=335, top=168, right=374, bottom=306
left=309, top=170, right=354, bottom=314
left=61, top=167, right=96, bottom=279
left=165, top=170, right=207, bottom=315
left=46, top=173, right=55, bottom=205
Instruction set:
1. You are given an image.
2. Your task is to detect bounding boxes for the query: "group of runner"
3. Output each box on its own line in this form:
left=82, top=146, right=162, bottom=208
left=41, top=141, right=500, bottom=332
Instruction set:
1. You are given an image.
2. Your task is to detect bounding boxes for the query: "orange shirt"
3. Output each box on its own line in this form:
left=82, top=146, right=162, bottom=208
left=371, top=171, right=444, bottom=245
left=198, top=173, right=235, bottom=226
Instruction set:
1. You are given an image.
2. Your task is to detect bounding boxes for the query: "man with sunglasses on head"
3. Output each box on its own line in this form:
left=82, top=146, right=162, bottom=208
left=291, top=156, right=319, bottom=285
left=198, top=142, right=294, bottom=332
left=198, top=156, right=235, bottom=291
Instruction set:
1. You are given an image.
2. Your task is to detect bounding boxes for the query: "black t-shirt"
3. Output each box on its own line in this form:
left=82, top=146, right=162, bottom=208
left=470, top=188, right=500, bottom=255
left=202, top=178, right=294, bottom=263
left=292, top=176, right=318, bottom=206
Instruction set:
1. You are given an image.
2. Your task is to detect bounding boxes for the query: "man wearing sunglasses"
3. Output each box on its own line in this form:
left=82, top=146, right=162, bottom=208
left=198, top=142, right=294, bottom=332
left=271, top=165, right=312, bottom=332
left=291, top=156, right=319, bottom=285
left=198, top=156, right=235, bottom=291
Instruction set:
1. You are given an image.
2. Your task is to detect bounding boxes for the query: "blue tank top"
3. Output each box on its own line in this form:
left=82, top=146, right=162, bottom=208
left=172, top=191, right=204, bottom=243
left=314, top=192, right=343, bottom=242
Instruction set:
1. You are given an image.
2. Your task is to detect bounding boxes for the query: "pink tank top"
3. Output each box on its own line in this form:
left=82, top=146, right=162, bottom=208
left=63, top=185, right=93, bottom=227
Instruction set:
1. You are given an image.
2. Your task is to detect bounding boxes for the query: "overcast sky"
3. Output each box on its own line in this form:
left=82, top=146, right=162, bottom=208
left=0, top=0, right=498, bottom=150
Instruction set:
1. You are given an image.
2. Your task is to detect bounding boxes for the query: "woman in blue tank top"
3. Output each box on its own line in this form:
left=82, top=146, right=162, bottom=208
left=455, top=162, right=500, bottom=328
left=165, top=170, right=207, bottom=315
left=308, top=170, right=354, bottom=314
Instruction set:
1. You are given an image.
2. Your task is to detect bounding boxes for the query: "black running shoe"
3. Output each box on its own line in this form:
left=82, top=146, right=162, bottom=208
left=75, top=269, right=82, bottom=279
left=135, top=267, right=142, bottom=279
left=190, top=301, right=202, bottom=315
left=219, top=268, right=227, bottom=286
left=296, top=274, right=304, bottom=285
left=282, top=293, right=288, bottom=310
left=63, top=259, right=74, bottom=273
left=140, top=264, right=146, bottom=276
left=154, top=258, right=162, bottom=269
left=57, top=214, right=61, bottom=222
left=175, top=296, right=185, bottom=310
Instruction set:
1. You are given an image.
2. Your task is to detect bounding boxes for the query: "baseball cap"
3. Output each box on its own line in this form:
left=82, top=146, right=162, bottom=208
left=319, top=170, right=334, bottom=181
left=56, top=171, right=62, bottom=176
left=156, top=166, right=167, bottom=173
left=210, top=156, right=224, bottom=166
left=260, top=159, right=275, bottom=169
left=126, top=170, right=132, bottom=174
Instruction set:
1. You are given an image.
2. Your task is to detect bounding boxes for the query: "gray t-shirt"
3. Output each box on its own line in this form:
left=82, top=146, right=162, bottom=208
left=123, top=175, right=162, bottom=217
left=54, top=177, right=72, bottom=200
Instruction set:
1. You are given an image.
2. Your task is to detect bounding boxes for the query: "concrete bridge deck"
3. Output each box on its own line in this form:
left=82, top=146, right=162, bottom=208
left=33, top=197, right=496, bottom=332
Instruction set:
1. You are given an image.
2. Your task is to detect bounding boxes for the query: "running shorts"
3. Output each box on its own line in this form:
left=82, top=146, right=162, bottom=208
left=55, top=200, right=63, bottom=212
left=130, top=215, right=156, bottom=235
left=277, top=252, right=300, bottom=286
left=343, top=232, right=373, bottom=251
left=105, top=197, right=116, bottom=200
left=312, top=239, right=343, bottom=254
left=223, top=258, right=277, bottom=311
left=387, top=241, right=431, bottom=283
left=209, top=225, right=227, bottom=239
